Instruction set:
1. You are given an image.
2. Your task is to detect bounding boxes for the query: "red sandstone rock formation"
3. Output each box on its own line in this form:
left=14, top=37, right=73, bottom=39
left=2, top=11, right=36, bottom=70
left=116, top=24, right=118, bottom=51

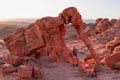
left=3, top=7, right=101, bottom=79
left=96, top=18, right=103, bottom=24
left=113, top=46, right=120, bottom=54
left=105, top=37, right=120, bottom=69
left=6, top=54, right=23, bottom=66
left=95, top=18, right=111, bottom=34
left=110, top=19, right=117, bottom=26
left=1, top=64, right=17, bottom=75
left=95, top=18, right=120, bottom=45
left=114, top=18, right=120, bottom=27
left=105, top=53, right=120, bottom=69
left=4, top=7, right=100, bottom=64
left=17, top=65, right=41, bottom=79
left=106, top=37, right=120, bottom=53
left=83, top=24, right=95, bottom=37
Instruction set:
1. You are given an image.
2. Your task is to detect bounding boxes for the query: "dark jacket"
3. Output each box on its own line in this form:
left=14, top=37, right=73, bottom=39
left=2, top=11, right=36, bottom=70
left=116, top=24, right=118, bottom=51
left=73, top=48, right=77, bottom=56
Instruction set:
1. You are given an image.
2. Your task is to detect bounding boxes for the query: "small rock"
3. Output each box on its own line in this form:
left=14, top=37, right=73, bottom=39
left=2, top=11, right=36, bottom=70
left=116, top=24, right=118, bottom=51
left=105, top=53, right=120, bottom=69
left=6, top=54, right=23, bottom=66
left=33, top=66, right=41, bottom=79
left=1, top=64, right=17, bottom=75
left=17, top=65, right=33, bottom=79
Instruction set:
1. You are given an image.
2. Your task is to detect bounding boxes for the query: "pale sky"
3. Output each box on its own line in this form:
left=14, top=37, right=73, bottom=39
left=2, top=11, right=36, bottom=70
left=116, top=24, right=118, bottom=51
left=0, top=0, right=120, bottom=20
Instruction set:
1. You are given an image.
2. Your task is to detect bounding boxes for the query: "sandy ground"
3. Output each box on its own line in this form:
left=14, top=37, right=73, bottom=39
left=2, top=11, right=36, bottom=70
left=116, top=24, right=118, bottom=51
left=40, top=61, right=120, bottom=80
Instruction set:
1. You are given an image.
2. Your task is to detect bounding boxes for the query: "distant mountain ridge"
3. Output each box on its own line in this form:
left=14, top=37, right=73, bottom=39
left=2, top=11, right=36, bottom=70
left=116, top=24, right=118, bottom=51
left=83, top=19, right=95, bottom=23
left=0, top=18, right=37, bottom=23
left=0, top=18, right=95, bottom=24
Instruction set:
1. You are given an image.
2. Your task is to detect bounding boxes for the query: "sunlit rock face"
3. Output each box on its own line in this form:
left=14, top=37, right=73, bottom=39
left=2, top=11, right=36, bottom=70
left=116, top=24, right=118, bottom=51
left=3, top=17, right=72, bottom=62
left=3, top=7, right=84, bottom=64
left=3, top=7, right=103, bottom=79
left=105, top=53, right=120, bottom=69
left=105, top=37, right=120, bottom=69
left=3, top=7, right=82, bottom=79
left=95, top=18, right=111, bottom=34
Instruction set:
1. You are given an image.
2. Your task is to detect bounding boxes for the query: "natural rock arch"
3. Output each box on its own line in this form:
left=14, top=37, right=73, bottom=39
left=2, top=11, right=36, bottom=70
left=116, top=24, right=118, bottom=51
left=3, top=7, right=101, bottom=68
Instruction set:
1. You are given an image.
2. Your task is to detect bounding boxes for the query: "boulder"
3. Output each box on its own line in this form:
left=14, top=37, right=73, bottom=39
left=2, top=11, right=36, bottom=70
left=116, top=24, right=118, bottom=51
left=95, top=18, right=111, bottom=34
left=1, top=64, right=17, bottom=75
left=83, top=26, right=95, bottom=37
left=17, top=65, right=33, bottom=79
left=22, top=56, right=40, bottom=67
left=6, top=54, right=23, bottom=66
left=33, top=67, right=41, bottom=78
left=114, top=18, right=120, bottom=27
left=17, top=65, right=41, bottom=79
left=113, top=46, right=120, bottom=54
left=83, top=54, right=92, bottom=61
left=112, top=62, right=120, bottom=69
left=106, top=37, right=120, bottom=53
left=105, top=53, right=120, bottom=69
left=4, top=28, right=26, bottom=56
left=96, top=18, right=102, bottom=24
left=78, top=59, right=99, bottom=75
left=110, top=19, right=117, bottom=26
left=0, top=55, right=5, bottom=65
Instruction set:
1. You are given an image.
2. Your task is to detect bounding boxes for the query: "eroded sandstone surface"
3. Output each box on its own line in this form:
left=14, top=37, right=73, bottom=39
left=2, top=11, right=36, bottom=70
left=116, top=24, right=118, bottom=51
left=0, top=7, right=120, bottom=80
left=1, top=7, right=101, bottom=79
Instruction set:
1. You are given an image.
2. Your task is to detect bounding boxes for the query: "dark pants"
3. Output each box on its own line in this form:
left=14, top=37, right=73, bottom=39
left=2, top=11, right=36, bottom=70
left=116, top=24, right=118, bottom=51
left=73, top=55, right=78, bottom=66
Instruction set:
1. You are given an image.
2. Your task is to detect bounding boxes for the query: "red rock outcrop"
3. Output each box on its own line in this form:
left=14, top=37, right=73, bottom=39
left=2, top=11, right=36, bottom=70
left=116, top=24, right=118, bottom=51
left=2, top=7, right=101, bottom=79
left=114, top=18, right=120, bottom=27
left=98, top=18, right=120, bottom=42
left=96, top=18, right=103, bottom=24
left=106, top=37, right=120, bottom=53
left=95, top=18, right=111, bottom=34
left=6, top=54, right=23, bottom=66
left=113, top=46, right=120, bottom=54
left=110, top=19, right=117, bottom=26
left=105, top=37, right=120, bottom=69
left=1, top=64, right=17, bottom=75
left=17, top=65, right=33, bottom=79
left=4, top=7, right=100, bottom=64
left=95, top=18, right=111, bottom=33
left=83, top=25, right=95, bottom=37
left=33, top=66, right=41, bottom=78
left=105, top=53, right=120, bottom=69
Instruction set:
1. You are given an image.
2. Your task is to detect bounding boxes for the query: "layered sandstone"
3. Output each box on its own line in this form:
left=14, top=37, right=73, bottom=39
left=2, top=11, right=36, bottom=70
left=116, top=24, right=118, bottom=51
left=105, top=53, right=120, bottom=69
left=105, top=37, right=120, bottom=69
left=4, top=17, right=72, bottom=62
left=4, top=7, right=100, bottom=64
left=2, top=7, right=102, bottom=79
left=95, top=18, right=111, bottom=34
left=106, top=37, right=120, bottom=53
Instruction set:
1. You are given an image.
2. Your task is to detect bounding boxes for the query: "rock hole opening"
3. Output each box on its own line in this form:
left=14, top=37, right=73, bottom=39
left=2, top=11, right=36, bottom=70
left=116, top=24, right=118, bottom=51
left=63, top=23, right=89, bottom=60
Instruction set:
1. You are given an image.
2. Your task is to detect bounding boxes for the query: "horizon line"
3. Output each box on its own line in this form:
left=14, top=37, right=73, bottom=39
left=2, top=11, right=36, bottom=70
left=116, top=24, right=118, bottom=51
left=0, top=17, right=120, bottom=21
